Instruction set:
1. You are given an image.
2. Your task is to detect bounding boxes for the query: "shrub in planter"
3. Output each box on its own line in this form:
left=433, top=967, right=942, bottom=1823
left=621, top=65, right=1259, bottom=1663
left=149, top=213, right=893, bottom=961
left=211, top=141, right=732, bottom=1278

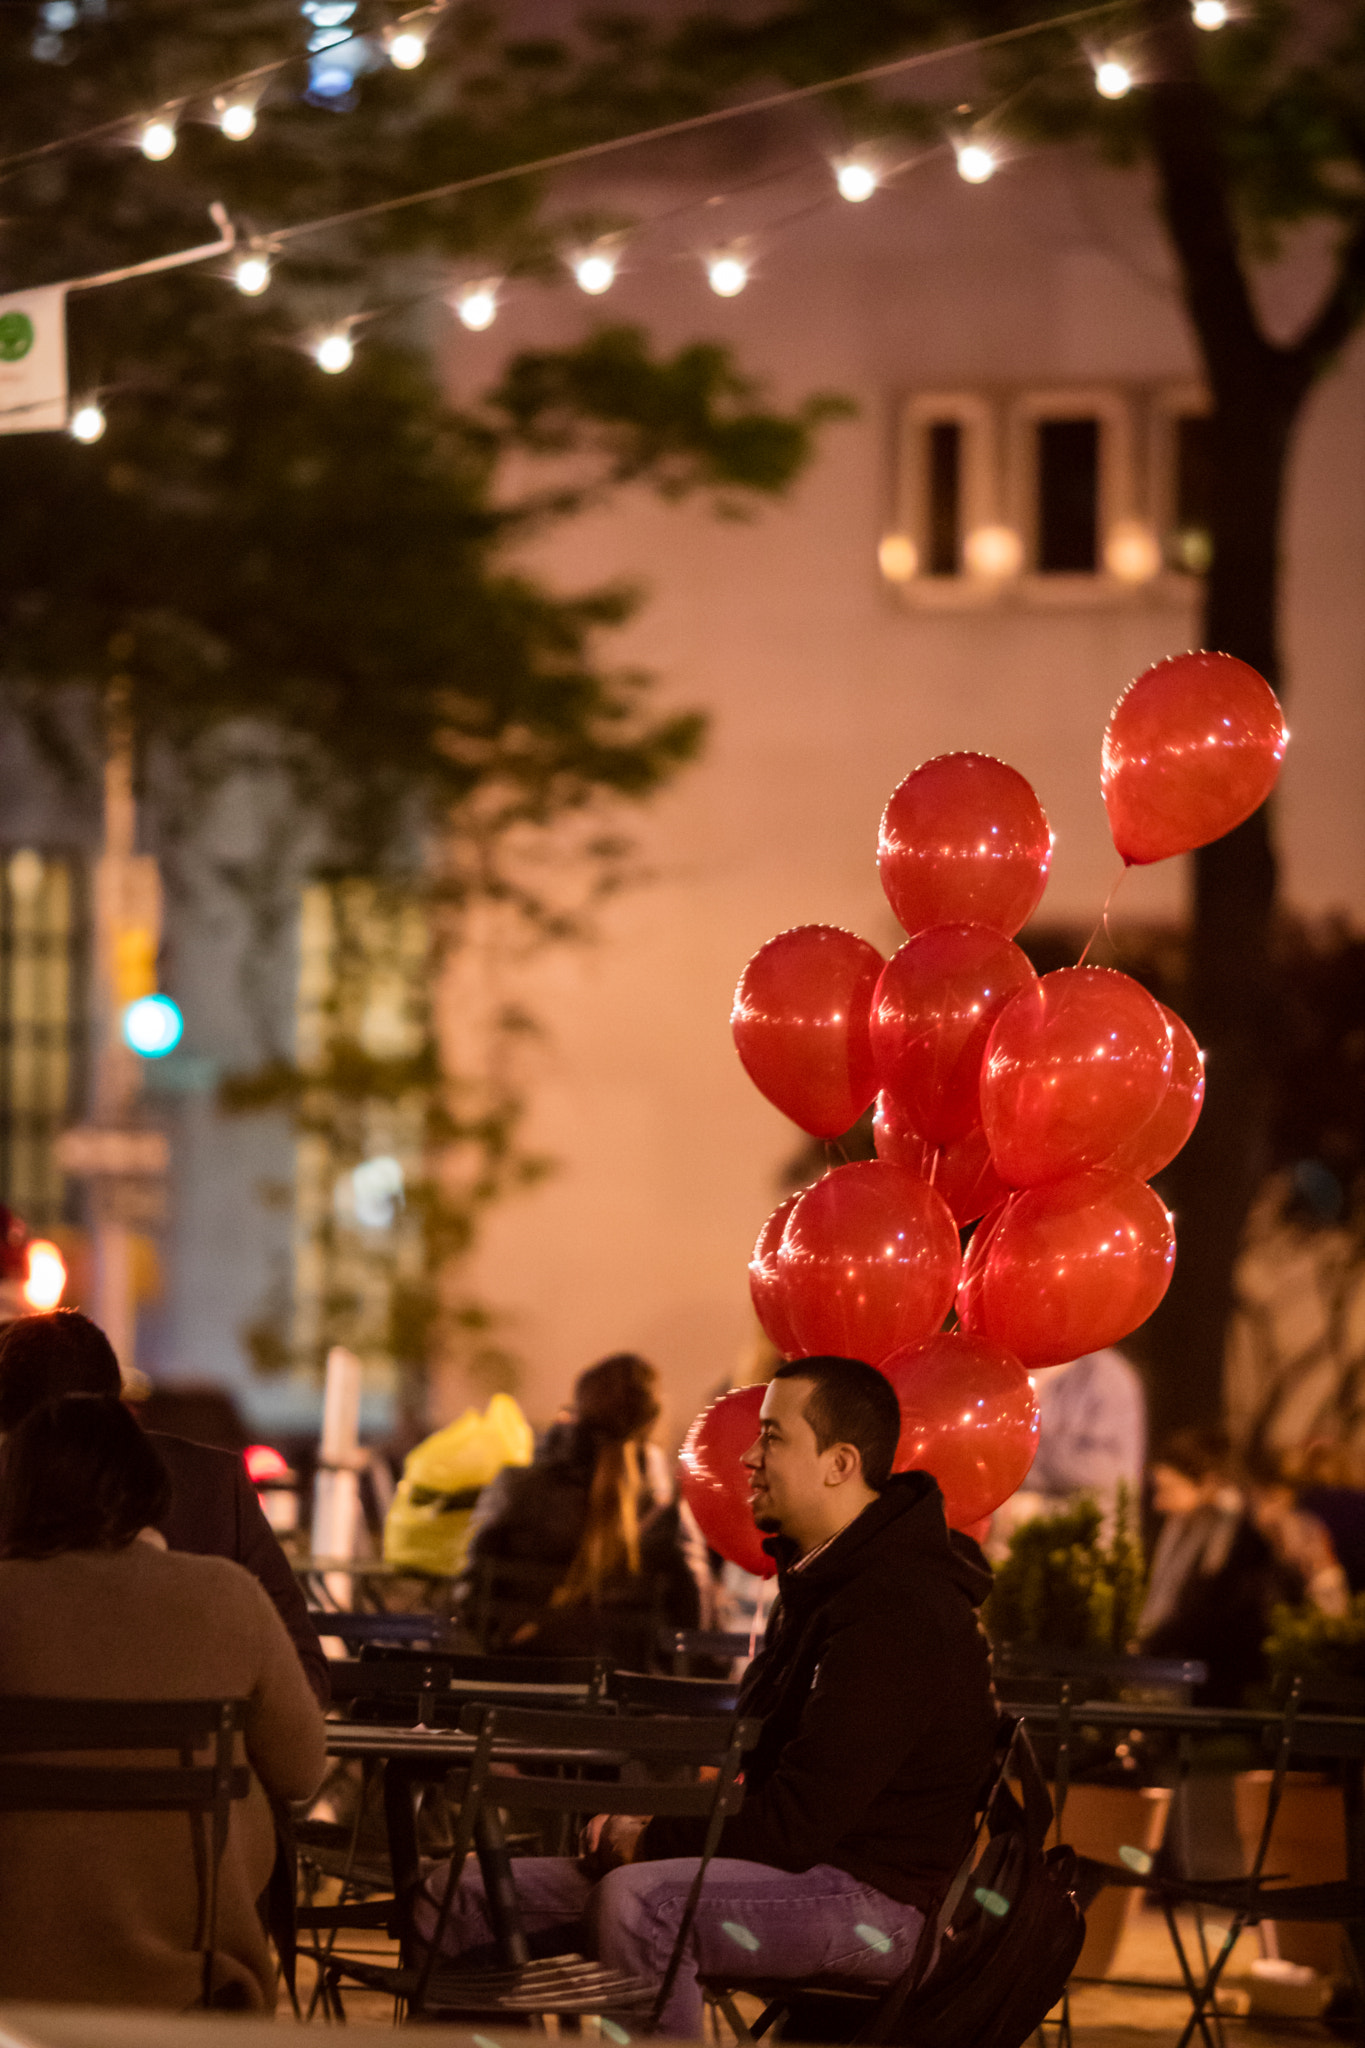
left=985, top=1494, right=1145, bottom=1657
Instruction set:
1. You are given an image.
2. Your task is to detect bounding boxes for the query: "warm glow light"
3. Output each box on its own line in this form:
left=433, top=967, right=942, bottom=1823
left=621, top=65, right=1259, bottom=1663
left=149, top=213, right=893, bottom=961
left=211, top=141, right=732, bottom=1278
left=233, top=251, right=272, bottom=296
left=219, top=99, right=257, bottom=139
left=23, top=1240, right=66, bottom=1312
left=69, top=402, right=106, bottom=443
left=964, top=523, right=1024, bottom=579
left=245, top=1442, right=291, bottom=1484
left=835, top=159, right=879, bottom=203
left=455, top=283, right=498, bottom=330
left=573, top=250, right=617, bottom=295
left=139, top=118, right=177, bottom=161
left=1094, top=57, right=1133, bottom=98
left=1105, top=518, right=1162, bottom=584
left=707, top=250, right=749, bottom=297
left=314, top=329, right=354, bottom=373
left=956, top=142, right=997, bottom=184
left=878, top=533, right=919, bottom=582
left=123, top=993, right=183, bottom=1058
left=387, top=26, right=427, bottom=67
left=1192, top=0, right=1229, bottom=25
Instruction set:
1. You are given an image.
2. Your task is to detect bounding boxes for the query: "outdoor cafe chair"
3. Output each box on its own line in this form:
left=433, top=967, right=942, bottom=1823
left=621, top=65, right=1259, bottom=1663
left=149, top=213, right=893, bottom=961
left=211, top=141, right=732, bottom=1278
left=317, top=1697, right=760, bottom=2024
left=0, top=1694, right=248, bottom=2008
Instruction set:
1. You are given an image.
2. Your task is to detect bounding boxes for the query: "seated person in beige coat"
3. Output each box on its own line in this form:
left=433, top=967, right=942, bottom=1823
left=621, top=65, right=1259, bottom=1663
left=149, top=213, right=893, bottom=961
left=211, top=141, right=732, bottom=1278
left=0, top=1394, right=327, bottom=2010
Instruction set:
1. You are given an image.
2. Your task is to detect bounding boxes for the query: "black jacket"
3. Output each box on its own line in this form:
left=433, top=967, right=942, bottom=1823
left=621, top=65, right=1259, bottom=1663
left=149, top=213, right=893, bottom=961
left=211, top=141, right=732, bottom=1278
left=641, top=1471, right=997, bottom=1911
left=151, top=1433, right=328, bottom=1704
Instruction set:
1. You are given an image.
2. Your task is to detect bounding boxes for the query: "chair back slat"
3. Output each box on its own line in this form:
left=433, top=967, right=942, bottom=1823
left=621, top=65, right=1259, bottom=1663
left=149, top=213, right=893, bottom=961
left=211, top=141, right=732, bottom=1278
left=458, top=1701, right=760, bottom=1757
left=0, top=1697, right=247, bottom=1752
left=357, top=1647, right=607, bottom=1687
left=609, top=1670, right=741, bottom=1715
left=0, top=1762, right=251, bottom=1811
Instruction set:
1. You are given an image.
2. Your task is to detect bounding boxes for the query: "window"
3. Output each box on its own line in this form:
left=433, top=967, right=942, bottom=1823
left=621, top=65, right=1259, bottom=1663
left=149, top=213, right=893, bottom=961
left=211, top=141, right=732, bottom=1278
left=1035, top=418, right=1100, bottom=573
left=926, top=421, right=964, bottom=576
left=0, top=849, right=82, bottom=1228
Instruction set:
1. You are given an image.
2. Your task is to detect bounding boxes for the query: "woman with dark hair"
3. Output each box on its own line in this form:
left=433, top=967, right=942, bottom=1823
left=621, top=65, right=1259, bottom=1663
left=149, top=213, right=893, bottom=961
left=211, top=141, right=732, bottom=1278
left=461, top=1353, right=706, bottom=1666
left=0, top=1396, right=325, bottom=2009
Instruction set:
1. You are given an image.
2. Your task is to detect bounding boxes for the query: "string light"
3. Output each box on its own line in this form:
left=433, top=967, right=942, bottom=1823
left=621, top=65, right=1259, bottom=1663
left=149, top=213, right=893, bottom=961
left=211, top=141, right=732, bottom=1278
left=834, top=158, right=879, bottom=203
left=955, top=141, right=997, bottom=184
left=69, top=401, right=106, bottom=443
left=706, top=248, right=749, bottom=297
left=233, top=249, right=272, bottom=295
left=386, top=25, right=428, bottom=68
left=217, top=97, right=257, bottom=140
left=138, top=117, right=178, bottom=161
left=454, top=280, right=498, bottom=329
left=1104, top=517, right=1162, bottom=583
left=963, top=524, right=1023, bottom=579
left=1094, top=55, right=1133, bottom=97
left=314, top=328, right=354, bottom=372
left=878, top=534, right=918, bottom=581
left=1192, top=0, right=1229, bottom=24
left=572, top=247, right=618, bottom=295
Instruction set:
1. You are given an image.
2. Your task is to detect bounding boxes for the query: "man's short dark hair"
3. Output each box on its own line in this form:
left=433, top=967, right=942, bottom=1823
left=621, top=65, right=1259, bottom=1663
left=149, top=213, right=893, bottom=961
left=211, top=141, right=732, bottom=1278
left=0, top=1310, right=121, bottom=1433
left=772, top=1356, right=902, bottom=1492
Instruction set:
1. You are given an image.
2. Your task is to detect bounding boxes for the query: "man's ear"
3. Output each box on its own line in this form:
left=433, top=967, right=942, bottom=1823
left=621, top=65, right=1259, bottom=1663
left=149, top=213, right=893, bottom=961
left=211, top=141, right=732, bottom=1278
left=824, top=1441, right=863, bottom=1488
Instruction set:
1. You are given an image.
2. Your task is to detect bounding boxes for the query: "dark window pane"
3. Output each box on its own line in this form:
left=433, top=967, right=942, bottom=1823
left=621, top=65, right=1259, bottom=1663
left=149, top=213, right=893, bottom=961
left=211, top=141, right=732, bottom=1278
left=1036, top=417, right=1098, bottom=573
left=1168, top=413, right=1213, bottom=574
left=926, top=421, right=961, bottom=576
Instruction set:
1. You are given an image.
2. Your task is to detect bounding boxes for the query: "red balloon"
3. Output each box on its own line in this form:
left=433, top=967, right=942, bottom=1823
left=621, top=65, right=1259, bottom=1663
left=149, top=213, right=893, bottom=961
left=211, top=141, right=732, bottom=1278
left=878, top=754, right=1052, bottom=940
left=748, top=1195, right=804, bottom=1357
left=881, top=1333, right=1040, bottom=1529
left=732, top=926, right=884, bottom=1138
left=775, top=1161, right=960, bottom=1365
left=1106, top=1003, right=1205, bottom=1181
left=981, top=967, right=1173, bottom=1186
left=959, top=1167, right=1175, bottom=1369
left=1102, top=651, right=1288, bottom=866
left=870, top=925, right=1036, bottom=1143
left=873, top=1093, right=1009, bottom=1228
left=954, top=1201, right=1009, bottom=1335
left=678, top=1386, right=775, bottom=1579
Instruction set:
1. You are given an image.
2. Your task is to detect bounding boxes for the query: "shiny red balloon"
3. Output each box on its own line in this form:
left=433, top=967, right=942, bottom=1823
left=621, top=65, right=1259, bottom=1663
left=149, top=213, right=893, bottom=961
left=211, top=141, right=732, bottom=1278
left=881, top=1333, right=1040, bottom=1529
left=870, top=925, right=1037, bottom=1143
left=981, top=967, right=1173, bottom=1187
left=958, top=1167, right=1176, bottom=1369
left=776, top=1161, right=960, bottom=1365
left=678, top=1385, right=776, bottom=1579
left=748, top=1194, right=804, bottom=1357
left=732, top=926, right=884, bottom=1138
left=954, top=1201, right=1009, bottom=1335
left=1106, top=1003, right=1205, bottom=1181
left=878, top=754, right=1052, bottom=940
left=871, top=1090, right=934, bottom=1176
left=1102, top=651, right=1288, bottom=866
left=872, top=1094, right=1009, bottom=1228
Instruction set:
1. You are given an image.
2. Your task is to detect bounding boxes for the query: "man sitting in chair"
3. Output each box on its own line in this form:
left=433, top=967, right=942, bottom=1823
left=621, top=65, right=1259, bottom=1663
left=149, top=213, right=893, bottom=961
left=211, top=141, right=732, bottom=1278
left=418, top=1354, right=998, bottom=2036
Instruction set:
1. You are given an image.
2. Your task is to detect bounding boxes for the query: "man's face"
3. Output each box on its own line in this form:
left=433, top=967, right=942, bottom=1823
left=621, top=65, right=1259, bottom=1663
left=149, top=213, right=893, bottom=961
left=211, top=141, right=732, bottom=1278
left=742, top=1376, right=833, bottom=1541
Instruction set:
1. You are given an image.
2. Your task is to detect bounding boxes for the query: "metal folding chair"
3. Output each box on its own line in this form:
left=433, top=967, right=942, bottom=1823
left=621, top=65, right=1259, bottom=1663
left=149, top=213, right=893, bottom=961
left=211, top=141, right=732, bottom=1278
left=0, top=1694, right=248, bottom=2007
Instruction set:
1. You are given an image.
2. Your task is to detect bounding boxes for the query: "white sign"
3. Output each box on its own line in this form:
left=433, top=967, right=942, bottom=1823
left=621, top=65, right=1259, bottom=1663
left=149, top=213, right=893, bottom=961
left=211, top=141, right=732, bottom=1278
left=0, top=286, right=67, bottom=435
left=54, top=1125, right=169, bottom=1177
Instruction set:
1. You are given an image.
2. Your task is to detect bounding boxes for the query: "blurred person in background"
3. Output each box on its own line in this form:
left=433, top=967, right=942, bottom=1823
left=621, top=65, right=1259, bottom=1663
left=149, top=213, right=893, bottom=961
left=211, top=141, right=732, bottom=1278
left=0, top=1395, right=325, bottom=2008
left=1244, top=1444, right=1350, bottom=1616
left=991, top=1347, right=1146, bottom=1553
left=459, top=1351, right=707, bottom=1667
left=1294, top=1438, right=1365, bottom=1594
left=0, top=1310, right=326, bottom=1702
left=1140, top=1428, right=1287, bottom=1706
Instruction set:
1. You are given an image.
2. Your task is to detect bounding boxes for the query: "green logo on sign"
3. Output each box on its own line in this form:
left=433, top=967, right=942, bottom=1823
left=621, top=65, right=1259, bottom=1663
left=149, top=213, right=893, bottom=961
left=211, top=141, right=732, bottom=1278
left=0, top=312, right=35, bottom=362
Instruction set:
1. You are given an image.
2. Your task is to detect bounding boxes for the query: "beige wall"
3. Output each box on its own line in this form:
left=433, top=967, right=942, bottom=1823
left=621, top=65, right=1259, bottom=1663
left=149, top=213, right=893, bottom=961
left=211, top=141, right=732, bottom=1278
left=433, top=148, right=1365, bottom=1442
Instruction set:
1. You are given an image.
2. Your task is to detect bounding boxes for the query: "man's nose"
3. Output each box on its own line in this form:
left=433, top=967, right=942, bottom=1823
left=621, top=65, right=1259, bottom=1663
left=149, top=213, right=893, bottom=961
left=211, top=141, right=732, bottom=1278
left=740, top=1436, right=762, bottom=1472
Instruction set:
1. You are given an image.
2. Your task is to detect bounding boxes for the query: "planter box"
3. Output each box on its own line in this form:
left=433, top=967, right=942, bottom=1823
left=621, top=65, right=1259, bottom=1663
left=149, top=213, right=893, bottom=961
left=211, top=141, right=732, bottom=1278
left=1053, top=1782, right=1171, bottom=1978
left=1233, top=1770, right=1348, bottom=1979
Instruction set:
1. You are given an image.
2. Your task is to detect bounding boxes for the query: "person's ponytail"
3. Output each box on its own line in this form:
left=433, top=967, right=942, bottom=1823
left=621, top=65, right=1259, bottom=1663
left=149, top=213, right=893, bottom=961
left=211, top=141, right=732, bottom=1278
left=549, top=1352, right=659, bottom=1609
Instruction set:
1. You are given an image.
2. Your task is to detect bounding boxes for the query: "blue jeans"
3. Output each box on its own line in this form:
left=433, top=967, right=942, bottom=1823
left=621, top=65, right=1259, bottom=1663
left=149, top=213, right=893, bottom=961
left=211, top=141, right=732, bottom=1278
left=417, top=1853, right=924, bottom=2037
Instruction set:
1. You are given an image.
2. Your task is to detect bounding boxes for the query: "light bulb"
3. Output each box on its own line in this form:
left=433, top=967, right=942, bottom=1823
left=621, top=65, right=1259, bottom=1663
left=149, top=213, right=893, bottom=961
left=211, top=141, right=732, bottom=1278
left=878, top=533, right=918, bottom=582
left=456, top=284, right=497, bottom=330
left=963, top=524, right=1024, bottom=580
left=315, top=329, right=354, bottom=373
left=573, top=250, right=617, bottom=295
left=233, top=251, right=271, bottom=296
left=1095, top=58, right=1133, bottom=98
left=387, top=27, right=427, bottom=67
left=707, top=251, right=749, bottom=297
left=835, top=160, right=879, bottom=203
left=1192, top=0, right=1228, bottom=25
left=23, top=1240, right=66, bottom=1312
left=955, top=142, right=997, bottom=185
left=138, top=118, right=177, bottom=161
left=219, top=99, right=257, bottom=139
left=69, top=402, right=106, bottom=443
left=1104, top=518, right=1162, bottom=584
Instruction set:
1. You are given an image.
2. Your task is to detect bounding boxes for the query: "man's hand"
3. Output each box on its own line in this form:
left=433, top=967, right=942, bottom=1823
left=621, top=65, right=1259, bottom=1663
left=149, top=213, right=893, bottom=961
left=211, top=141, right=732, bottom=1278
left=579, top=1813, right=650, bottom=1876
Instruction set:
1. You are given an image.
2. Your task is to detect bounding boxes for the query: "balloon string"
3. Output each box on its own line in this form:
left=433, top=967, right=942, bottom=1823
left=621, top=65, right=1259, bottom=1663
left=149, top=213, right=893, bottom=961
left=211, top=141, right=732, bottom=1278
left=1076, top=861, right=1129, bottom=967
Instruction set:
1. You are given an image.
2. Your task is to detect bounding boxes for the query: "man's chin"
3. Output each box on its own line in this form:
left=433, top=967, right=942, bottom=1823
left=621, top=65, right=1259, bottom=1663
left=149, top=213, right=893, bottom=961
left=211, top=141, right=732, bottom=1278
left=753, top=1510, right=782, bottom=1534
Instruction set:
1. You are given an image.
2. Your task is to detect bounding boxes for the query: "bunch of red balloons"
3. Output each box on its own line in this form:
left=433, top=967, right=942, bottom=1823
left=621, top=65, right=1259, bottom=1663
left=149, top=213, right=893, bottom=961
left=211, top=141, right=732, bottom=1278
left=682, top=650, right=1287, bottom=1561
